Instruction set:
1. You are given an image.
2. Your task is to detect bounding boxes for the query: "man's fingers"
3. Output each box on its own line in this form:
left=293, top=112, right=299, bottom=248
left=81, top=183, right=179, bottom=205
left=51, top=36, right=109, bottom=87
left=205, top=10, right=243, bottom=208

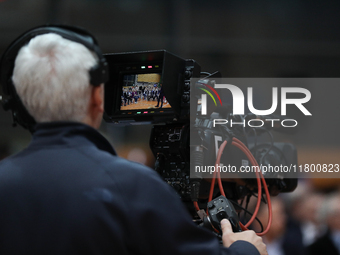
left=221, top=219, right=233, bottom=234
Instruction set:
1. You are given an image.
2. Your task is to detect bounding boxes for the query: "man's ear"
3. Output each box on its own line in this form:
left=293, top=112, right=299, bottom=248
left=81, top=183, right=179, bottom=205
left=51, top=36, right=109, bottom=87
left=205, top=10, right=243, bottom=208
left=82, top=84, right=105, bottom=129
left=84, top=84, right=104, bottom=129
left=91, top=84, right=104, bottom=113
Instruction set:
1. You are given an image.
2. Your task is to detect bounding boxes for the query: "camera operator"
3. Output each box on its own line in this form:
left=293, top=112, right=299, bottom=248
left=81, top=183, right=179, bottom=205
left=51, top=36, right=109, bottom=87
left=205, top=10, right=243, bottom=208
left=0, top=25, right=267, bottom=255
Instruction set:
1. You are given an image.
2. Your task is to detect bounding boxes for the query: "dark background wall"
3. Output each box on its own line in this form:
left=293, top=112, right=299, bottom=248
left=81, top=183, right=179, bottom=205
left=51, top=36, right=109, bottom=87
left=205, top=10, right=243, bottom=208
left=0, top=0, right=339, bottom=188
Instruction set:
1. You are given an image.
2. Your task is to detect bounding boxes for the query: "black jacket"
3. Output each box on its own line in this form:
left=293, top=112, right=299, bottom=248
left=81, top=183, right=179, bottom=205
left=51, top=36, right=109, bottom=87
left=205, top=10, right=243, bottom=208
left=0, top=122, right=259, bottom=255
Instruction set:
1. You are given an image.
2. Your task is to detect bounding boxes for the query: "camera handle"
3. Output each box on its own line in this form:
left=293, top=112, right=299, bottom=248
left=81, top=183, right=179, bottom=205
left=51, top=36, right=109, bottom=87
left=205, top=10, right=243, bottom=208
left=204, top=195, right=242, bottom=233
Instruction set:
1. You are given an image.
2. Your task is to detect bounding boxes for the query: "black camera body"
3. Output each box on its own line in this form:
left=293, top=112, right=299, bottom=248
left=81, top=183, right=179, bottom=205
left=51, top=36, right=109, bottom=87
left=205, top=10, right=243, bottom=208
left=192, top=113, right=298, bottom=199
left=103, top=50, right=298, bottom=219
left=104, top=50, right=202, bottom=212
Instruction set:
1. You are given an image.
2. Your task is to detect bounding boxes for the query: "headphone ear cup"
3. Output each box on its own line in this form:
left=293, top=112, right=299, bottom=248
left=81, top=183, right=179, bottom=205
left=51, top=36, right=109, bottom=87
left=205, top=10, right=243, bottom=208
left=89, top=59, right=109, bottom=86
left=4, top=81, right=36, bottom=132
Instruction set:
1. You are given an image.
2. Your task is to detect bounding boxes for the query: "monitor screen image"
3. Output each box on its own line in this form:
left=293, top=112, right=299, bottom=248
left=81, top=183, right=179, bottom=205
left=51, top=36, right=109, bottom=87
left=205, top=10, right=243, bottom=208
left=120, top=73, right=171, bottom=111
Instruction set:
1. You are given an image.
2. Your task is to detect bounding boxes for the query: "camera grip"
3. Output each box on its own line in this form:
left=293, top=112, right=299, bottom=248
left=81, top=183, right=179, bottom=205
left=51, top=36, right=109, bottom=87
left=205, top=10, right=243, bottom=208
left=207, top=195, right=242, bottom=233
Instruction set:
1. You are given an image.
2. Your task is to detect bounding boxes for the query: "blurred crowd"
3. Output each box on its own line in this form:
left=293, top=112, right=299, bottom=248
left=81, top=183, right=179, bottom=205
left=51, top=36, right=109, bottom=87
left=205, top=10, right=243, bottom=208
left=254, top=180, right=340, bottom=255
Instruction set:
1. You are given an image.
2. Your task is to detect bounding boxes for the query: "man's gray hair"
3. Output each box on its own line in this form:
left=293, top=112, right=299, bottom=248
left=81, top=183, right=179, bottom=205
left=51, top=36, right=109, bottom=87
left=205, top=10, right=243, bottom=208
left=12, top=33, right=98, bottom=123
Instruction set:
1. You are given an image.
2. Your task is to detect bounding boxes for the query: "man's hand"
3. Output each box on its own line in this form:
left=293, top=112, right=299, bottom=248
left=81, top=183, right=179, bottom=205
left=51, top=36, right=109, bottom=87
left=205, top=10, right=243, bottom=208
left=221, top=219, right=268, bottom=255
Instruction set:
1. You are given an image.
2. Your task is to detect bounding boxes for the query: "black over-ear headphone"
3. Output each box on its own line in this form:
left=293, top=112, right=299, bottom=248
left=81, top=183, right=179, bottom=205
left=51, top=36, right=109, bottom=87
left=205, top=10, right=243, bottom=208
left=0, top=24, right=109, bottom=132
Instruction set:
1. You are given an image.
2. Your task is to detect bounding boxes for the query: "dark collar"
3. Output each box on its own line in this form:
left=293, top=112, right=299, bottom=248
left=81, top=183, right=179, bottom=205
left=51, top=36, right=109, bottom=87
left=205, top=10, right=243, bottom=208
left=31, top=122, right=116, bottom=156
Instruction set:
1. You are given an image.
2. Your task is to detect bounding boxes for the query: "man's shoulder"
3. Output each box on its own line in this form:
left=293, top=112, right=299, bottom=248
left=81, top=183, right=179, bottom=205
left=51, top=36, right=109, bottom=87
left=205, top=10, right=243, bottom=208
left=102, top=153, right=155, bottom=176
left=0, top=140, right=157, bottom=183
left=90, top=149, right=162, bottom=185
left=88, top=147, right=152, bottom=172
left=91, top=151, right=179, bottom=205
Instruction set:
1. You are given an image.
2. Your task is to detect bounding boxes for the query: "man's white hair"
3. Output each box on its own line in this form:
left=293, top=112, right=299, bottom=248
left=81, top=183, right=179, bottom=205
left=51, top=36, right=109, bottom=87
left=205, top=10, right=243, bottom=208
left=12, top=33, right=98, bottom=123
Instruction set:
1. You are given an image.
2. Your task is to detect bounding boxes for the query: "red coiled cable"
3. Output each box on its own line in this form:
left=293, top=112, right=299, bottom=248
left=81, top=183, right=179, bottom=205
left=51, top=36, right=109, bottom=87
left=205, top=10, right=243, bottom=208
left=194, top=137, right=272, bottom=236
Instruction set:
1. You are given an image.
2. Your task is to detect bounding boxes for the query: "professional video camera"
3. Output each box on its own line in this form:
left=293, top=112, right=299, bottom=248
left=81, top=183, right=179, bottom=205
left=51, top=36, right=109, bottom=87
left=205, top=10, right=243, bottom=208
left=103, top=50, right=298, bottom=235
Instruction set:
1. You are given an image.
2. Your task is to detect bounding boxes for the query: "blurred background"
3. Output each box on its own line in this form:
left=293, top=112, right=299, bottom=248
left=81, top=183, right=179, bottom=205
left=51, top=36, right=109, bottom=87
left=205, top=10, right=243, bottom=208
left=1, top=1, right=340, bottom=254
